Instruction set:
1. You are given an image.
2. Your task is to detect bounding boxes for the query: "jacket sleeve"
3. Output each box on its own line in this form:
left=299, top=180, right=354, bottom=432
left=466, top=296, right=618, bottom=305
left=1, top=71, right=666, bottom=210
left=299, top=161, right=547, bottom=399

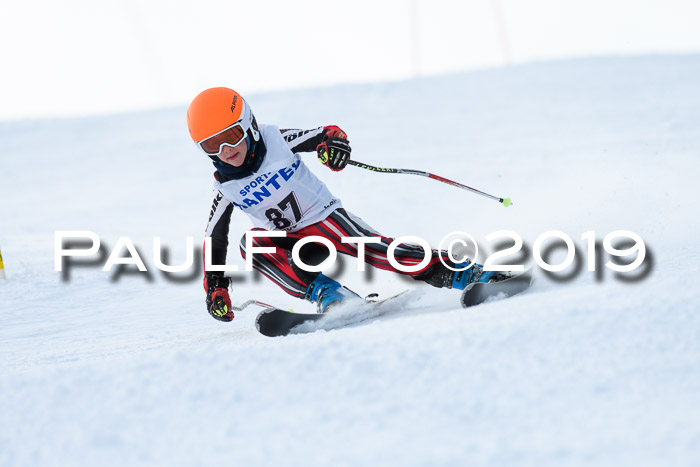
left=279, top=127, right=326, bottom=153
left=203, top=189, right=234, bottom=278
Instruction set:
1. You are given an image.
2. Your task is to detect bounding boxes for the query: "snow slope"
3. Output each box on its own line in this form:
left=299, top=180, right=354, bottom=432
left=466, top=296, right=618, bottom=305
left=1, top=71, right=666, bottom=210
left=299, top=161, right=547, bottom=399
left=1, top=55, right=700, bottom=466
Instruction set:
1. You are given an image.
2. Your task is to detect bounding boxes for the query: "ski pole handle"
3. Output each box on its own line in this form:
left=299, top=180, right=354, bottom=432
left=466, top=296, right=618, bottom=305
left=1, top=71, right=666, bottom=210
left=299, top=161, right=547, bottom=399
left=347, top=160, right=512, bottom=207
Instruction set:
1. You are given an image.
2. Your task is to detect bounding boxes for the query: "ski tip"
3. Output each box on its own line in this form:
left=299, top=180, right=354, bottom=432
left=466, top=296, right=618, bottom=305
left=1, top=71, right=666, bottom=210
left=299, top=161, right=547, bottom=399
left=502, top=197, right=512, bottom=208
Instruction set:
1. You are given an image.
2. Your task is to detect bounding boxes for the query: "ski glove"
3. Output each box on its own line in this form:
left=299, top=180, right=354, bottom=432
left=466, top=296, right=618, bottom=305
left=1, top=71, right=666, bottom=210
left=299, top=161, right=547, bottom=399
left=204, top=274, right=233, bottom=322
left=317, top=125, right=351, bottom=171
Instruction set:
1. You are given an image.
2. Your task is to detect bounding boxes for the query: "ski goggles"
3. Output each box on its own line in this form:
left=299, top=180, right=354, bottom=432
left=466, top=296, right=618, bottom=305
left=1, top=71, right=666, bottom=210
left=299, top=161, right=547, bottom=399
left=197, top=122, right=247, bottom=156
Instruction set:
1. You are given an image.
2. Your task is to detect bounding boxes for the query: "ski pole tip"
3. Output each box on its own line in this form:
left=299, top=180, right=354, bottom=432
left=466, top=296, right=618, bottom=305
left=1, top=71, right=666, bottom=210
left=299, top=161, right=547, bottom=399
left=502, top=197, right=512, bottom=208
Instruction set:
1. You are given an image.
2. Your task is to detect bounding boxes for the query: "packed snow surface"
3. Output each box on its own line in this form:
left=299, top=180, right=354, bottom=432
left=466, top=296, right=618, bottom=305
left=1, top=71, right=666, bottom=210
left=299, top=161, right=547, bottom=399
left=1, top=55, right=700, bottom=466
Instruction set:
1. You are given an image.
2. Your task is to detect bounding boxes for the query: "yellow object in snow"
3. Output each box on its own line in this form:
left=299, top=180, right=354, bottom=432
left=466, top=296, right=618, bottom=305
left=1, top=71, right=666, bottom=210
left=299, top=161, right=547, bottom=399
left=0, top=248, right=5, bottom=280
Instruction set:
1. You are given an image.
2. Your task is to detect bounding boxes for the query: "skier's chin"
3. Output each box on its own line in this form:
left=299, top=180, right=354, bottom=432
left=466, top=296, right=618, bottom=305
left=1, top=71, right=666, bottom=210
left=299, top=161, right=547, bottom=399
left=226, top=154, right=243, bottom=166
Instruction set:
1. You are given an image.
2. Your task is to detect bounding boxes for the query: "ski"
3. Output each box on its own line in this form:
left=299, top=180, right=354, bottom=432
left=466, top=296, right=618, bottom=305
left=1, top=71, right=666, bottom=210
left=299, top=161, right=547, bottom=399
left=254, top=269, right=533, bottom=337
left=460, top=268, right=533, bottom=307
left=255, top=291, right=411, bottom=337
left=255, top=308, right=324, bottom=337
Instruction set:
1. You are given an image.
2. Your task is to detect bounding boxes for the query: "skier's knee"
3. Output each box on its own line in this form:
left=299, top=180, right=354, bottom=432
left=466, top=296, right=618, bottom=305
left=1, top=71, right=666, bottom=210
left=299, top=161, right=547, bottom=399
left=239, top=228, right=269, bottom=259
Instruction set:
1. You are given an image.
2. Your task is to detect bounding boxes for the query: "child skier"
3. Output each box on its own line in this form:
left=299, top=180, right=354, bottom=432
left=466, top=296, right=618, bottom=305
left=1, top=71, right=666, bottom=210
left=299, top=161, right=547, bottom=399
left=187, top=87, right=500, bottom=322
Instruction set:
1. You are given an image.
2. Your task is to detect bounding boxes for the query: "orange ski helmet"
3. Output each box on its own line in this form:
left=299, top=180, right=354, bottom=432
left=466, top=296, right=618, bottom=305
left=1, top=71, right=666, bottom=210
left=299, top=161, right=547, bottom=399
left=186, top=87, right=260, bottom=155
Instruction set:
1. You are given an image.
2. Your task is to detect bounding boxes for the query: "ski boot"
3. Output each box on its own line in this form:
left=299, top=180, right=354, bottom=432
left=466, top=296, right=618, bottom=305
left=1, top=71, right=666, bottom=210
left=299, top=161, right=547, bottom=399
left=451, top=261, right=513, bottom=290
left=305, top=274, right=362, bottom=313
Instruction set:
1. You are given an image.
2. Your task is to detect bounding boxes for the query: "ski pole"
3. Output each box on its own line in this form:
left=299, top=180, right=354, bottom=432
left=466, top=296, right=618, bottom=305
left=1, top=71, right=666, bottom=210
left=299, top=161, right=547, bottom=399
left=230, top=299, right=275, bottom=312
left=230, top=299, right=295, bottom=313
left=347, top=160, right=512, bottom=207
